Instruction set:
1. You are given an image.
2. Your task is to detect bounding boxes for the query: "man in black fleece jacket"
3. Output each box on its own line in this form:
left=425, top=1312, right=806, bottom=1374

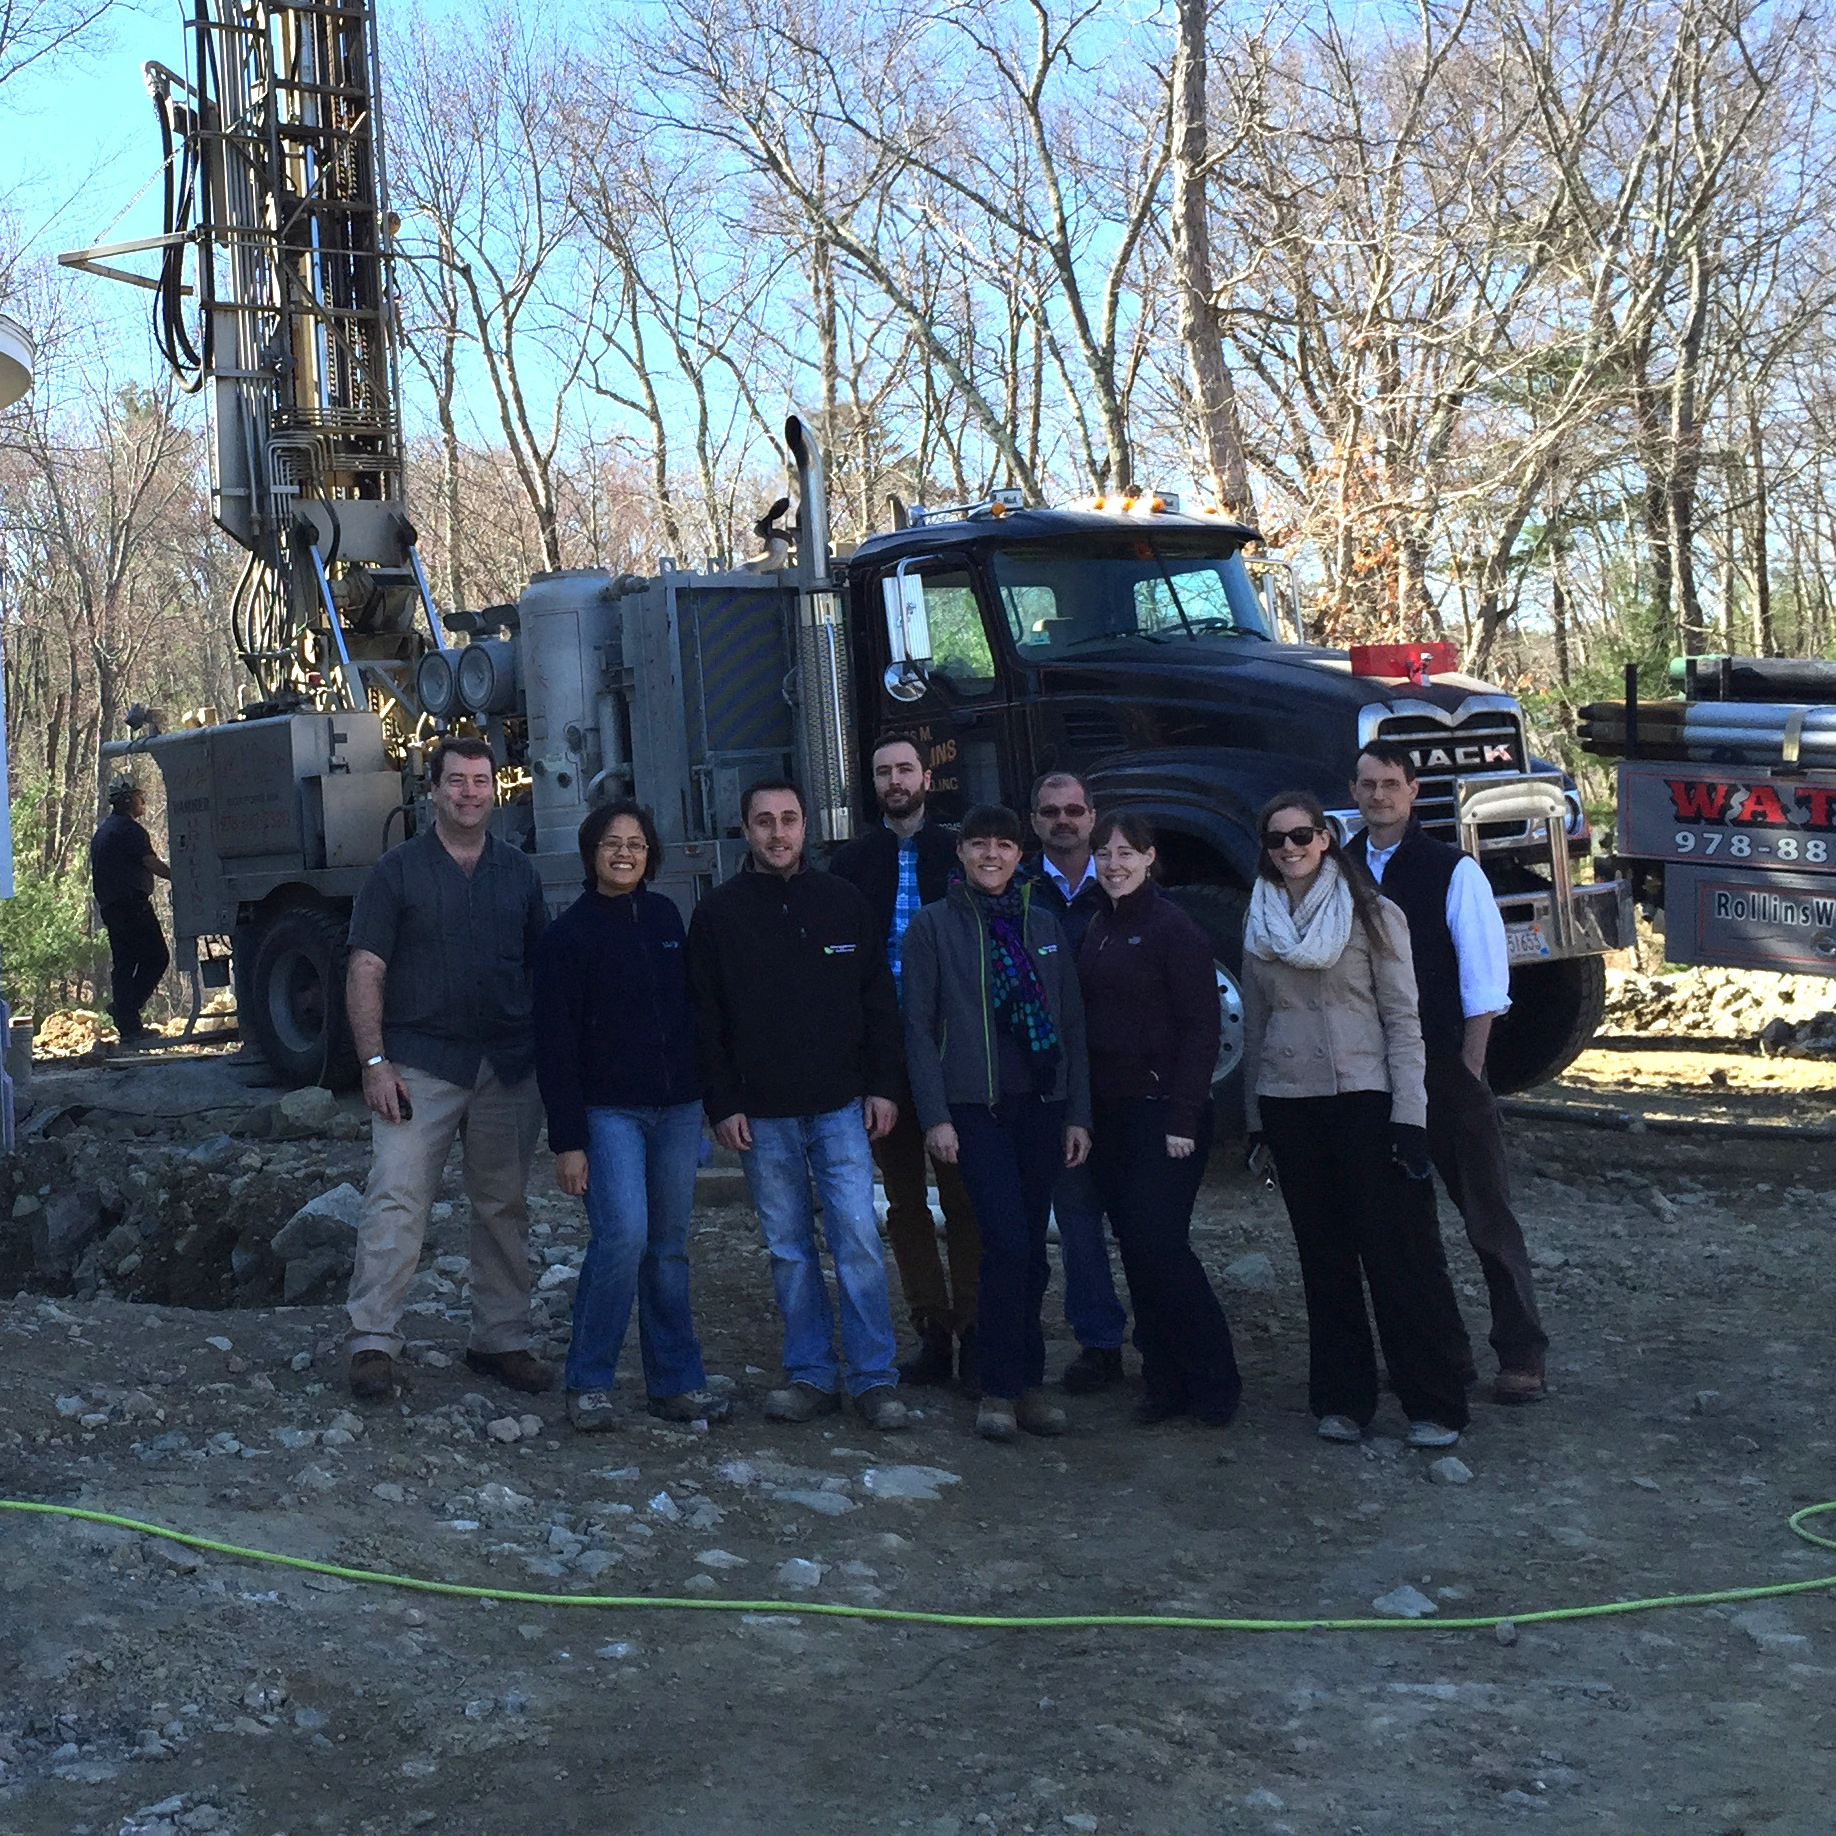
left=687, top=780, right=908, bottom=1431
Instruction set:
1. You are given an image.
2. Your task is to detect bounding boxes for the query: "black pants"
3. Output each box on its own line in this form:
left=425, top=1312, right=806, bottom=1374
left=1091, top=1097, right=1240, bottom=1416
left=1425, top=1057, right=1548, bottom=1377
left=951, top=1096, right=1065, bottom=1400
left=101, top=895, right=169, bottom=1033
left=1262, top=1090, right=1472, bottom=1430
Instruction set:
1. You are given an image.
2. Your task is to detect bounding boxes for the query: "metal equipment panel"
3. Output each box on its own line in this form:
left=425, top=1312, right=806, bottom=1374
left=1664, top=864, right=1836, bottom=972
left=1619, top=759, right=1836, bottom=872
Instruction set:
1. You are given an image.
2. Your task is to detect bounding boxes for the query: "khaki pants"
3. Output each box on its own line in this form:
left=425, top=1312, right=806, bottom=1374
left=345, top=1061, right=544, bottom=1358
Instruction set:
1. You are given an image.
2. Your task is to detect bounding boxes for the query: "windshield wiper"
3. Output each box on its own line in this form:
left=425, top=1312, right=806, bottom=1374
left=1143, top=537, right=1198, bottom=640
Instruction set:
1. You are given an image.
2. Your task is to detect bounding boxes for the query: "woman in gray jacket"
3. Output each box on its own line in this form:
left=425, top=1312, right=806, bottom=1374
left=901, top=804, right=1091, bottom=1442
left=1242, top=790, right=1472, bottom=1448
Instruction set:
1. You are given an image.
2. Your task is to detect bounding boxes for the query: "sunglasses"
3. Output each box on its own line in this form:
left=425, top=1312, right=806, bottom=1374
left=1036, top=802, right=1089, bottom=820
left=1262, top=824, right=1327, bottom=850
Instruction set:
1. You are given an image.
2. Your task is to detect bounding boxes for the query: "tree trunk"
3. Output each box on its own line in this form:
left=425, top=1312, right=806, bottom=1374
left=1747, top=392, right=1771, bottom=655
left=1169, top=0, right=1253, bottom=520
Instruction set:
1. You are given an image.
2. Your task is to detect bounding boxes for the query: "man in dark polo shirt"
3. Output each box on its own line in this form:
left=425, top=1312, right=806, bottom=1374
left=89, top=776, right=171, bottom=1046
left=343, top=737, right=550, bottom=1401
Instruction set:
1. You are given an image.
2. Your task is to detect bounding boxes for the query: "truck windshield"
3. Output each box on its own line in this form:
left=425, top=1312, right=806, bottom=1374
left=989, top=538, right=1274, bottom=655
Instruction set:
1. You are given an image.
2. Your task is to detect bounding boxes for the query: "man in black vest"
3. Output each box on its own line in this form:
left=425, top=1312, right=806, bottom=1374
left=1348, top=741, right=1549, bottom=1404
left=830, top=736, right=981, bottom=1392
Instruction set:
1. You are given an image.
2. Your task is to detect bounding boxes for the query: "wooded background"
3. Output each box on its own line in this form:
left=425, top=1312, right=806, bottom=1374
left=3, top=0, right=1835, bottom=1008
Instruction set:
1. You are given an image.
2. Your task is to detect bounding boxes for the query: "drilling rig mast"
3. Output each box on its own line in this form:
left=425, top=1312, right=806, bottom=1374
left=62, top=0, right=443, bottom=720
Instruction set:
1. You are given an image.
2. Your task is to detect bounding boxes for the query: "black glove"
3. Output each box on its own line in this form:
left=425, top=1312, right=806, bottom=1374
left=1243, top=1131, right=1275, bottom=1184
left=1391, top=1123, right=1432, bottom=1181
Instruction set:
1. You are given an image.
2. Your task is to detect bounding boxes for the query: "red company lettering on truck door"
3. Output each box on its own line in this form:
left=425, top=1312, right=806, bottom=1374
left=1667, top=779, right=1730, bottom=822
left=1797, top=785, right=1836, bottom=831
left=1731, top=782, right=1790, bottom=826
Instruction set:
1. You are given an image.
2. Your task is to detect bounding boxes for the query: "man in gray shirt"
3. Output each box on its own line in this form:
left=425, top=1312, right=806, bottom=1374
left=344, top=737, right=550, bottom=1400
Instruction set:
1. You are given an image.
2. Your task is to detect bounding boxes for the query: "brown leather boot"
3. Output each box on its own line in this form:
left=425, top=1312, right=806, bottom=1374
left=464, top=1347, right=556, bottom=1394
left=349, top=1351, right=394, bottom=1400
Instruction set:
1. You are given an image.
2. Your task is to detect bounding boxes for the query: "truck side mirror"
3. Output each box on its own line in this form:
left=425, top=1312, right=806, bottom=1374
left=881, top=571, right=933, bottom=702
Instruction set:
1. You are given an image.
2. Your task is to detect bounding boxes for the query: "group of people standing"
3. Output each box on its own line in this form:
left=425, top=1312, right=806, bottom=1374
left=337, top=731, right=1548, bottom=1456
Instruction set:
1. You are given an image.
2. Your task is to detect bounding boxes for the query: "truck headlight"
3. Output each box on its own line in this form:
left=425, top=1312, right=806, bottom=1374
left=1563, top=788, right=1589, bottom=842
left=455, top=639, right=519, bottom=715
left=415, top=651, right=456, bottom=719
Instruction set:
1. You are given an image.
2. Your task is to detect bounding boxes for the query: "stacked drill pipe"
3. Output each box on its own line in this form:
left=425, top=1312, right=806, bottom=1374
left=1665, top=655, right=1836, bottom=705
left=1579, top=699, right=1836, bottom=765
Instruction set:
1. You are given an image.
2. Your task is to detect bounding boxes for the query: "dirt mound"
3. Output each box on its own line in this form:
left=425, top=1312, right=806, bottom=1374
left=1604, top=963, right=1836, bottom=1049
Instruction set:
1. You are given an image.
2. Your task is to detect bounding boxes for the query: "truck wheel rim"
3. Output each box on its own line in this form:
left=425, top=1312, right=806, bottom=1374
left=1214, top=964, right=1245, bottom=1084
left=267, top=948, right=326, bottom=1056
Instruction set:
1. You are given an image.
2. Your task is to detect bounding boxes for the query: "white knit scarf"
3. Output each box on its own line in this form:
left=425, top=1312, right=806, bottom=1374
left=1243, top=857, right=1354, bottom=971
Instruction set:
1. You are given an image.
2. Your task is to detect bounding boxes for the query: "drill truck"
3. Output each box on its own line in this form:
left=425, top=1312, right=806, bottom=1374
left=1585, top=659, right=1836, bottom=978
left=65, top=0, right=1630, bottom=1118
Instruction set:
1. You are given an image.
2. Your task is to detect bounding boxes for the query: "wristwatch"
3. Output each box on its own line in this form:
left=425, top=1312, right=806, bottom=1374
left=363, top=1054, right=387, bottom=1069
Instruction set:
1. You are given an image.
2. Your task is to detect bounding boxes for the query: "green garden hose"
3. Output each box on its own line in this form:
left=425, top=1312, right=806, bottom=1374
left=3, top=1497, right=1834, bottom=1633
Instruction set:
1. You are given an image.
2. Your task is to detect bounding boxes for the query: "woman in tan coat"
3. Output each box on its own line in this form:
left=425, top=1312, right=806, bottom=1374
left=1242, top=790, right=1472, bottom=1447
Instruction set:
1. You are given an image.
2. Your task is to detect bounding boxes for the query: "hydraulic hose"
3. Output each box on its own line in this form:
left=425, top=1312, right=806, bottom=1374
left=2, top=1498, right=1832, bottom=1634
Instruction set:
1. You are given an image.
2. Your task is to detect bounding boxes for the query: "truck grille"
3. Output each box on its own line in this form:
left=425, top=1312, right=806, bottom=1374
left=1370, top=701, right=1527, bottom=842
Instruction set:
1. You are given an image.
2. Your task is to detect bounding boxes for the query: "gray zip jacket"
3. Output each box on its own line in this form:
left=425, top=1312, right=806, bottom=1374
left=900, top=881, right=1091, bottom=1131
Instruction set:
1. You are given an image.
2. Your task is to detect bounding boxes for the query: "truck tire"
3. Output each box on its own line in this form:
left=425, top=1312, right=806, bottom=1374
left=242, top=904, right=358, bottom=1091
left=1486, top=954, right=1606, bottom=1094
left=1163, top=883, right=1250, bottom=1136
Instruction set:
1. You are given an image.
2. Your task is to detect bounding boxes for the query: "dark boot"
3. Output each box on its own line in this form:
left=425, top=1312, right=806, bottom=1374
left=897, top=1323, right=953, bottom=1387
left=1061, top=1346, right=1123, bottom=1395
left=955, top=1326, right=981, bottom=1401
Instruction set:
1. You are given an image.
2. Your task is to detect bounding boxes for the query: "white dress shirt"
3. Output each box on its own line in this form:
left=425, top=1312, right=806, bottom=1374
left=1040, top=854, right=1097, bottom=901
left=1364, top=840, right=1512, bottom=1019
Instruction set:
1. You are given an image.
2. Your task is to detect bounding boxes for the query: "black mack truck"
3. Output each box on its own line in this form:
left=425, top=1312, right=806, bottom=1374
left=842, top=487, right=1629, bottom=1120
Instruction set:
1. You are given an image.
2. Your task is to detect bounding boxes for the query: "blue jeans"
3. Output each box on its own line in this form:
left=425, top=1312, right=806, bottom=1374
left=952, top=1097, right=1067, bottom=1400
left=741, top=1103, right=899, bottom=1396
left=1052, top=1161, right=1127, bottom=1350
left=565, top=1102, right=709, bottom=1397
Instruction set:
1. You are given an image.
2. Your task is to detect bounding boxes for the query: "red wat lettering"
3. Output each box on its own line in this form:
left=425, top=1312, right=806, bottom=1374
left=1665, top=778, right=1836, bottom=830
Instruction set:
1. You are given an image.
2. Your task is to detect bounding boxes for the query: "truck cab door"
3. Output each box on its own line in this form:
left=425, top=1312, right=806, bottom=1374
left=865, top=562, right=1013, bottom=821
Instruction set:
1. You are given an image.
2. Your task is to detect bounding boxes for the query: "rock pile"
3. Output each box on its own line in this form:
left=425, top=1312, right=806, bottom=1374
left=1604, top=964, right=1836, bottom=1049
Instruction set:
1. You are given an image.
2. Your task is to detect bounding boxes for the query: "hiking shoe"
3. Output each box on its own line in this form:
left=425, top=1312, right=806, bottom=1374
left=1406, top=1419, right=1462, bottom=1449
left=647, top=1389, right=732, bottom=1425
left=1016, top=1389, right=1068, bottom=1437
left=464, top=1347, right=556, bottom=1394
left=1060, top=1346, right=1123, bottom=1394
left=1491, top=1369, right=1547, bottom=1406
left=897, top=1324, right=954, bottom=1387
left=955, top=1327, right=981, bottom=1400
left=763, top=1381, right=842, bottom=1424
left=567, top=1388, right=620, bottom=1431
left=349, top=1351, right=394, bottom=1400
left=1317, top=1413, right=1362, bottom=1444
left=976, top=1396, right=1018, bottom=1442
left=853, top=1385, right=909, bottom=1432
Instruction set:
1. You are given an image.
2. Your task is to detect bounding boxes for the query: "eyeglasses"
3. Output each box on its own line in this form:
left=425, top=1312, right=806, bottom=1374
left=1262, top=825, right=1326, bottom=850
left=599, top=840, right=650, bottom=857
left=1036, top=803, right=1089, bottom=820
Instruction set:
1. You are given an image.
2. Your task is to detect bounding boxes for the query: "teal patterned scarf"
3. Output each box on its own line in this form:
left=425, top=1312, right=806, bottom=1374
left=971, top=882, right=1061, bottom=1075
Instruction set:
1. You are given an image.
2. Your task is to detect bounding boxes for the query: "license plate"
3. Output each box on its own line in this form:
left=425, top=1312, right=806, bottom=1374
left=1505, top=921, right=1553, bottom=962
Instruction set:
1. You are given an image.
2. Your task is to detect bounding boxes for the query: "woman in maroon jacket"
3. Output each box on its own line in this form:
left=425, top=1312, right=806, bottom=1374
left=1080, top=812, right=1242, bottom=1426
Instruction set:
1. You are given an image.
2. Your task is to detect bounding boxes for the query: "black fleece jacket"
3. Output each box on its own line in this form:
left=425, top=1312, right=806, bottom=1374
left=1078, top=882, right=1219, bottom=1136
left=686, top=858, right=902, bottom=1123
left=828, top=814, right=959, bottom=940
left=532, top=885, right=700, bottom=1154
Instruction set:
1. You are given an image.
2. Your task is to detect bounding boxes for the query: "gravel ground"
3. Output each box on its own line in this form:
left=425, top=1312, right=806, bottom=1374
left=2, top=1045, right=1834, bottom=1835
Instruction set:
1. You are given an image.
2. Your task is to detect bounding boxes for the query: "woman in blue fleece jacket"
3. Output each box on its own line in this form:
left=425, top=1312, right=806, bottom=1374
left=533, top=801, right=724, bottom=1432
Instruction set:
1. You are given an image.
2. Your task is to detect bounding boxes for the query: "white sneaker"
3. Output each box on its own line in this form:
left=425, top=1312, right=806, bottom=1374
left=566, top=1388, right=619, bottom=1432
left=1407, top=1419, right=1461, bottom=1449
left=1317, top=1414, right=1362, bottom=1443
